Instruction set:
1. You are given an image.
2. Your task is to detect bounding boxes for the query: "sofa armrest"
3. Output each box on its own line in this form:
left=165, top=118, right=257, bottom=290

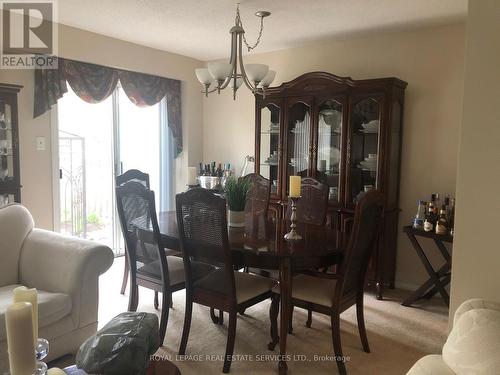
left=19, top=228, right=114, bottom=328
left=453, top=298, right=500, bottom=326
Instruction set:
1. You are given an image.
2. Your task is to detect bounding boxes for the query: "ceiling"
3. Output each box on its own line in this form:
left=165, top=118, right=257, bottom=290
left=58, top=0, right=467, bottom=61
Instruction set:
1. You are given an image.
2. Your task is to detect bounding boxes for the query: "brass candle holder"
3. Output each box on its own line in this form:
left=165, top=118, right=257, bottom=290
left=284, top=196, right=302, bottom=240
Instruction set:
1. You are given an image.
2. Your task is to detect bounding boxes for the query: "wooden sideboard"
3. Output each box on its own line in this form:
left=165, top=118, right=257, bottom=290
left=254, top=72, right=407, bottom=298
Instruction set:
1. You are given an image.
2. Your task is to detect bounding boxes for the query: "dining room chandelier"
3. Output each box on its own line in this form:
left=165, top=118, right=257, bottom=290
left=195, top=3, right=276, bottom=100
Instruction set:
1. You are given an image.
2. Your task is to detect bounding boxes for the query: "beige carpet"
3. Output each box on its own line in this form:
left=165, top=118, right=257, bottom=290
left=59, top=258, right=449, bottom=374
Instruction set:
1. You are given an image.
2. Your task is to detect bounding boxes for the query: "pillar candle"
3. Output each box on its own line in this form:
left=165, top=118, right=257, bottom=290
left=6, top=302, right=36, bottom=375
left=289, top=176, right=301, bottom=198
left=187, top=167, right=197, bottom=186
left=13, top=286, right=38, bottom=345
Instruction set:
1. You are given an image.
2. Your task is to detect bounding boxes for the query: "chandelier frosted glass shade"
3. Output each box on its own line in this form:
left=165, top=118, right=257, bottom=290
left=195, top=68, right=214, bottom=85
left=230, top=78, right=244, bottom=89
left=208, top=62, right=233, bottom=81
left=244, top=64, right=269, bottom=83
left=258, top=70, right=276, bottom=88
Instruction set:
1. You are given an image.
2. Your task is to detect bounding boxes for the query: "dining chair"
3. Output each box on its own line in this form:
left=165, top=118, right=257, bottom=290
left=285, top=177, right=329, bottom=329
left=284, top=177, right=329, bottom=225
left=240, top=173, right=271, bottom=239
left=240, top=173, right=271, bottom=280
left=116, top=170, right=156, bottom=302
left=269, top=190, right=384, bottom=375
left=116, top=181, right=212, bottom=345
left=176, top=188, right=277, bottom=373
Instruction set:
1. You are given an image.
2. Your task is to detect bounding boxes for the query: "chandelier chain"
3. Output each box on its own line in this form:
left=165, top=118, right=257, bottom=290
left=236, top=3, right=265, bottom=52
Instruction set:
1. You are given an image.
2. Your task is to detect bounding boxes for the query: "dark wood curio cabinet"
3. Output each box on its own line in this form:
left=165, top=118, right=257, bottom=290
left=254, top=72, right=407, bottom=298
left=0, top=84, right=22, bottom=208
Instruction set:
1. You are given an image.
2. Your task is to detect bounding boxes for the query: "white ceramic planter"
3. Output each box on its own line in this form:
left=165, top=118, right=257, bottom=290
left=228, top=210, right=245, bottom=227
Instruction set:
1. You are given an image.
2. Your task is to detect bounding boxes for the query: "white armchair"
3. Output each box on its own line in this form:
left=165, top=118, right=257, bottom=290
left=407, top=298, right=500, bottom=375
left=0, top=204, right=114, bottom=372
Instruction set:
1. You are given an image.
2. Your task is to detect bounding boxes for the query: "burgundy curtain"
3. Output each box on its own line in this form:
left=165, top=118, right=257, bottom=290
left=64, top=60, right=118, bottom=103
left=33, top=57, right=67, bottom=118
left=34, top=58, right=183, bottom=157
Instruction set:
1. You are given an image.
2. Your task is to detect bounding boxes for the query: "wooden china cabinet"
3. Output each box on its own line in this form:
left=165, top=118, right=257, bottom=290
left=254, top=72, right=407, bottom=298
left=0, top=84, right=22, bottom=208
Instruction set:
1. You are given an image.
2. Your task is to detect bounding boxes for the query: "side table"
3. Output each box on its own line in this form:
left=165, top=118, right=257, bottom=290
left=401, top=226, right=453, bottom=307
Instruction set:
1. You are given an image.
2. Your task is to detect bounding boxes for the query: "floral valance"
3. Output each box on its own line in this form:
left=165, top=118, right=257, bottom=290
left=34, top=58, right=183, bottom=157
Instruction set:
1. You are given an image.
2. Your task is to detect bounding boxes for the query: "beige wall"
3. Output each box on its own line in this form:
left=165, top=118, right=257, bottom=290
left=203, top=24, right=466, bottom=288
left=449, top=0, right=500, bottom=319
left=0, top=23, right=203, bottom=229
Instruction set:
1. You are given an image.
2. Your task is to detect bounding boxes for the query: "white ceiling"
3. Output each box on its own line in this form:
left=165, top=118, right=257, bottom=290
left=58, top=0, right=467, bottom=61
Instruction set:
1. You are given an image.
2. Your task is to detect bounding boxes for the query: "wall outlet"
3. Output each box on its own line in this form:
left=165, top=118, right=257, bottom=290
left=36, top=137, right=46, bottom=151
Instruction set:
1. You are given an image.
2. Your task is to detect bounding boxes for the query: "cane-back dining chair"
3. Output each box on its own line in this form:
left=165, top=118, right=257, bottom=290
left=240, top=173, right=271, bottom=238
left=269, top=190, right=384, bottom=375
left=116, top=170, right=158, bottom=304
left=285, top=177, right=329, bottom=328
left=176, top=188, right=277, bottom=373
left=116, top=181, right=212, bottom=344
left=284, top=177, right=329, bottom=225
left=240, top=173, right=271, bottom=279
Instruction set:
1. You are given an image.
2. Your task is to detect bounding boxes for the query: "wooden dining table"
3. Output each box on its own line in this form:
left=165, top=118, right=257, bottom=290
left=141, top=211, right=344, bottom=375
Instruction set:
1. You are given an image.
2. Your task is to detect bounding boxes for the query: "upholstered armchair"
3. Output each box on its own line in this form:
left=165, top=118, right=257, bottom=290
left=407, top=298, right=500, bottom=374
left=0, top=204, right=114, bottom=372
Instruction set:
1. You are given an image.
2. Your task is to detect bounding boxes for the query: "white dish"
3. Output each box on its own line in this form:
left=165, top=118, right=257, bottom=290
left=320, top=109, right=340, bottom=116
left=362, top=120, right=379, bottom=129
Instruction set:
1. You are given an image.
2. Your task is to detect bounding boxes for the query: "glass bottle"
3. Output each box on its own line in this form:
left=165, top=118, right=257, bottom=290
left=413, top=201, right=427, bottom=229
left=448, top=198, right=456, bottom=235
left=435, top=205, right=449, bottom=235
left=424, top=204, right=437, bottom=232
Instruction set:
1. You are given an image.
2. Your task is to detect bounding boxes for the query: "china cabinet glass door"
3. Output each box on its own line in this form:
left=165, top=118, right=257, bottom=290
left=349, top=97, right=381, bottom=203
left=316, top=99, right=343, bottom=203
left=0, top=193, right=15, bottom=207
left=0, top=100, right=14, bottom=185
left=259, top=103, right=281, bottom=196
left=285, top=100, right=312, bottom=194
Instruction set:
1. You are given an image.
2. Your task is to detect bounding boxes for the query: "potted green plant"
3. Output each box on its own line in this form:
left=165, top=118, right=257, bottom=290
left=224, top=177, right=250, bottom=227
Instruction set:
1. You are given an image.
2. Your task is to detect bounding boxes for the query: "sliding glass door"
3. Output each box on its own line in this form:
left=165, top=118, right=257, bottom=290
left=57, top=85, right=167, bottom=255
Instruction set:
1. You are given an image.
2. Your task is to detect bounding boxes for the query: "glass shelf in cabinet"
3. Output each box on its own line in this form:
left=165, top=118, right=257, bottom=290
left=261, top=131, right=280, bottom=135
left=261, top=162, right=278, bottom=166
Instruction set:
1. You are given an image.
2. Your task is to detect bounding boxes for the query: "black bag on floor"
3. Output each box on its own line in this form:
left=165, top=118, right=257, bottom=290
left=76, top=312, right=160, bottom=375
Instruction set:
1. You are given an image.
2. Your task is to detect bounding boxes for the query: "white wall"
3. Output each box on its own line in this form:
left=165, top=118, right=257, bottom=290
left=449, top=0, right=500, bottom=319
left=0, top=23, right=203, bottom=229
left=202, top=24, right=466, bottom=288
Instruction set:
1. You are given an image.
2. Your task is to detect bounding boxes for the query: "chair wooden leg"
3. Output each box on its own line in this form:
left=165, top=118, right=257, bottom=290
left=179, top=297, right=193, bottom=355
left=356, top=294, right=370, bottom=353
left=331, top=312, right=347, bottom=375
left=268, top=294, right=280, bottom=351
left=154, top=292, right=159, bottom=310
left=223, top=311, right=237, bottom=373
left=288, top=305, right=294, bottom=334
left=306, top=307, right=312, bottom=328
left=120, top=255, right=129, bottom=295
left=210, top=308, right=219, bottom=324
left=210, top=308, right=224, bottom=325
left=158, top=292, right=171, bottom=346
left=128, top=284, right=138, bottom=312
